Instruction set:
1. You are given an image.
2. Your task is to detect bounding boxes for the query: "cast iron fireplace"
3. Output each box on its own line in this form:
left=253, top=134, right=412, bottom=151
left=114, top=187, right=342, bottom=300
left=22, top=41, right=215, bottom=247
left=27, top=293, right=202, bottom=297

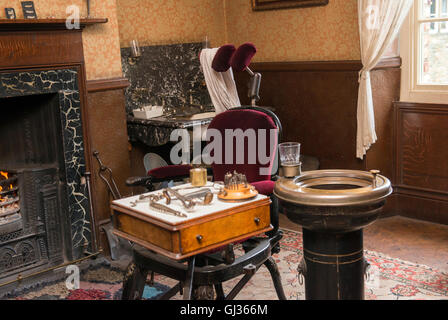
left=0, top=69, right=92, bottom=288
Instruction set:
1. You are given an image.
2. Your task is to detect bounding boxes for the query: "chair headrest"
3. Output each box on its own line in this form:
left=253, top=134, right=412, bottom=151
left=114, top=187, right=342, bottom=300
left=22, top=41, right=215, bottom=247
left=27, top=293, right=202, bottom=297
left=230, top=43, right=257, bottom=72
left=211, top=44, right=236, bottom=72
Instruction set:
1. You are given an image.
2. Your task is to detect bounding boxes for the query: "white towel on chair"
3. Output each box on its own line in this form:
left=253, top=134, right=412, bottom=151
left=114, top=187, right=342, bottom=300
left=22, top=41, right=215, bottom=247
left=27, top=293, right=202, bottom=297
left=200, top=48, right=241, bottom=115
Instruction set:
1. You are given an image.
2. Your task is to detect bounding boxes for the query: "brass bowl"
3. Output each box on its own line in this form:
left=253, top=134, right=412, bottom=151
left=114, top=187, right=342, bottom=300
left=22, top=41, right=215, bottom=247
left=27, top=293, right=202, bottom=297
left=274, top=170, right=392, bottom=232
left=274, top=170, right=392, bottom=207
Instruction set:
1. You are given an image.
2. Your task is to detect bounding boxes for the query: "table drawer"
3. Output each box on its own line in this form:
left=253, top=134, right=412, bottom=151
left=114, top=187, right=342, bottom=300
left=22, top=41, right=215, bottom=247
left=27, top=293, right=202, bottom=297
left=180, top=203, right=271, bottom=254
left=114, top=211, right=178, bottom=253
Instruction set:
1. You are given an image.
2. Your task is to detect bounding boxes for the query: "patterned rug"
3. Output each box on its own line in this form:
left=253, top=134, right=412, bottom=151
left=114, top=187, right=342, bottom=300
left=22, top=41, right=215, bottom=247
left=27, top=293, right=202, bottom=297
left=5, top=229, right=448, bottom=300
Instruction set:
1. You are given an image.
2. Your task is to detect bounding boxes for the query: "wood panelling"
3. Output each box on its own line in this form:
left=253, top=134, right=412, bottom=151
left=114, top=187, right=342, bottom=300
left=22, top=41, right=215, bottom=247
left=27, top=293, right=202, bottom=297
left=0, top=31, right=84, bottom=69
left=366, top=67, right=402, bottom=183
left=87, top=77, right=130, bottom=93
left=394, top=102, right=448, bottom=224
left=373, top=57, right=402, bottom=70
left=395, top=103, right=448, bottom=191
left=235, top=59, right=401, bottom=218
left=248, top=57, right=401, bottom=73
left=248, top=60, right=363, bottom=72
left=236, top=64, right=364, bottom=170
left=86, top=81, right=131, bottom=253
left=235, top=59, right=401, bottom=177
left=0, top=19, right=107, bottom=70
left=393, top=193, right=448, bottom=225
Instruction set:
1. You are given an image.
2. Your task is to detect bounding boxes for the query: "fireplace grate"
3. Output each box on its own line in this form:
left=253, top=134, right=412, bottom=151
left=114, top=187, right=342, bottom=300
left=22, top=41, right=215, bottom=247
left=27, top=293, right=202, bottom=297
left=0, top=230, right=23, bottom=243
left=0, top=171, right=21, bottom=234
left=0, top=167, right=67, bottom=281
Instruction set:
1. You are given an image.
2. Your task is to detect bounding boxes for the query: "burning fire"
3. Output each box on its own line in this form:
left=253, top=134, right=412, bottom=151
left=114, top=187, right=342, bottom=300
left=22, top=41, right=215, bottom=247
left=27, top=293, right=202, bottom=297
left=0, top=170, right=20, bottom=220
left=0, top=171, right=8, bottom=180
left=0, top=171, right=11, bottom=203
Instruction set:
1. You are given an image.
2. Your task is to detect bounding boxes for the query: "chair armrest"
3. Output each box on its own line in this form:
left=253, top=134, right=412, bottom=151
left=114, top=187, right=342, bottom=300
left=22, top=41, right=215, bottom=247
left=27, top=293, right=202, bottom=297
left=148, top=164, right=192, bottom=179
left=126, top=176, right=153, bottom=187
left=127, top=165, right=214, bottom=188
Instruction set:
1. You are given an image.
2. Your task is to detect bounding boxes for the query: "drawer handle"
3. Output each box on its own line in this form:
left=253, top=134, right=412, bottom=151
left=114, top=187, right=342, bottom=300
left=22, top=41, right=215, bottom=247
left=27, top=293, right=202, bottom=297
left=254, top=217, right=260, bottom=225
left=196, top=235, right=203, bottom=243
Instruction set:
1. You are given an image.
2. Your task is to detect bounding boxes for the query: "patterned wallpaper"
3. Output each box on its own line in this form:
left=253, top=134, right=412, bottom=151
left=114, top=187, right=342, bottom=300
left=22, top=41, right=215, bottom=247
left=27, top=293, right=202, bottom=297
left=225, top=0, right=361, bottom=62
left=116, top=0, right=227, bottom=48
left=116, top=0, right=360, bottom=61
left=0, top=0, right=123, bottom=80
left=82, top=0, right=123, bottom=80
left=1, top=1, right=361, bottom=77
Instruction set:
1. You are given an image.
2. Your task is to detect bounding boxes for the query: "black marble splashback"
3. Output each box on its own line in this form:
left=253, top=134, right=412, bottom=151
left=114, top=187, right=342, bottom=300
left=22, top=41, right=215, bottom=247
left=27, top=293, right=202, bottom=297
left=121, top=42, right=213, bottom=116
left=127, top=115, right=214, bottom=148
left=0, top=69, right=91, bottom=260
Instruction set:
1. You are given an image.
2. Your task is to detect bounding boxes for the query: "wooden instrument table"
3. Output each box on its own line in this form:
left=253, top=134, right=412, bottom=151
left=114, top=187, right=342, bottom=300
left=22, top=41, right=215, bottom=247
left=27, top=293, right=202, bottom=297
left=111, top=183, right=273, bottom=261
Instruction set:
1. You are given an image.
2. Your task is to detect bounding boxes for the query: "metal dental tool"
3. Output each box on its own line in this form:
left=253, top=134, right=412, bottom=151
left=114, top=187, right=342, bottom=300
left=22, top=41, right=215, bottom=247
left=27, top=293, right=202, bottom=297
left=165, top=188, right=196, bottom=210
left=224, top=171, right=248, bottom=190
left=191, top=190, right=214, bottom=205
left=163, top=188, right=214, bottom=205
left=130, top=194, right=158, bottom=207
left=172, top=182, right=224, bottom=192
left=183, top=188, right=214, bottom=205
left=164, top=188, right=214, bottom=205
left=130, top=188, right=214, bottom=208
left=149, top=199, right=188, bottom=218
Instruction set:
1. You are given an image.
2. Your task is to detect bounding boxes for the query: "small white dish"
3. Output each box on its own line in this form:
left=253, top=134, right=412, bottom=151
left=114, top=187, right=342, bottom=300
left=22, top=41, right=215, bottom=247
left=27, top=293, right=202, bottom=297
left=133, top=105, right=164, bottom=119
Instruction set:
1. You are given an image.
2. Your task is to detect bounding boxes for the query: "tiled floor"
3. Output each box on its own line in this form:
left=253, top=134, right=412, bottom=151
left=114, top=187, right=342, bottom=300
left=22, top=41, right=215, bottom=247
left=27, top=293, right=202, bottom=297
left=279, top=214, right=448, bottom=273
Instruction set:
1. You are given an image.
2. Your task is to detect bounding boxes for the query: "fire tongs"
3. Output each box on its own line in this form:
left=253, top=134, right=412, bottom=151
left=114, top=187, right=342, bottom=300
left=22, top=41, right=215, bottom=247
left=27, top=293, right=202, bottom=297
left=93, top=151, right=132, bottom=260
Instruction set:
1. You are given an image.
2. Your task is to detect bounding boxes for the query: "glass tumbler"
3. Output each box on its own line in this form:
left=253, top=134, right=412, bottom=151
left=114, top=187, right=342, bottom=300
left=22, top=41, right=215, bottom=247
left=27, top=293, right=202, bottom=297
left=279, top=142, right=301, bottom=177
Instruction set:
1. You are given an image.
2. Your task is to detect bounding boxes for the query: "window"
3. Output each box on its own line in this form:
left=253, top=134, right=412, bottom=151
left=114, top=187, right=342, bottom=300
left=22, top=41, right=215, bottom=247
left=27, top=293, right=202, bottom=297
left=419, top=0, right=448, bottom=84
left=400, top=0, right=448, bottom=103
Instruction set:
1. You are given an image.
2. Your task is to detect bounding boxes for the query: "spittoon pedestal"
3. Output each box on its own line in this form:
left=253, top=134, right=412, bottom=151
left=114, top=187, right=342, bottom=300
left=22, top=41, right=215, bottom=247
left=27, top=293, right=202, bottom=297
left=274, top=170, right=392, bottom=300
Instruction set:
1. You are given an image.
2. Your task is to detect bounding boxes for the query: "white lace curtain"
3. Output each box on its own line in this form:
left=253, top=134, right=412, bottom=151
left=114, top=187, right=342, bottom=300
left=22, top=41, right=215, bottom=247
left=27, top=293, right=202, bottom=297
left=357, top=0, right=413, bottom=159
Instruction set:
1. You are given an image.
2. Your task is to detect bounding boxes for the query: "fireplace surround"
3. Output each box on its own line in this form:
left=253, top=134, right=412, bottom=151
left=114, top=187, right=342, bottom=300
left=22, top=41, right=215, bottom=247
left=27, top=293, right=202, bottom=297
left=0, top=19, right=108, bottom=291
left=0, top=68, right=92, bottom=283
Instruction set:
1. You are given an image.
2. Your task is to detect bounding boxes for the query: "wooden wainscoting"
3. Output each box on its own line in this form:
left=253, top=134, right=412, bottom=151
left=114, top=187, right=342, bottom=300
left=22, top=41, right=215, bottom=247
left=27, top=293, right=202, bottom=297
left=234, top=58, right=401, bottom=177
left=394, top=102, right=448, bottom=224
left=86, top=77, right=131, bottom=254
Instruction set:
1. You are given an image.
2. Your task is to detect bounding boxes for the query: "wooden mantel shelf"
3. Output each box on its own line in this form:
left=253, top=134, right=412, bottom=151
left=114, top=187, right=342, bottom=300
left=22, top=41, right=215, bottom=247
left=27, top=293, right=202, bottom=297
left=0, top=18, right=108, bottom=31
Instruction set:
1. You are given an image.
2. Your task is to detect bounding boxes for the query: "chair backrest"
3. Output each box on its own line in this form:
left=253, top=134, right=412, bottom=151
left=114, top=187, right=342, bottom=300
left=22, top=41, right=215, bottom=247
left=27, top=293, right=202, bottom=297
left=206, top=107, right=281, bottom=183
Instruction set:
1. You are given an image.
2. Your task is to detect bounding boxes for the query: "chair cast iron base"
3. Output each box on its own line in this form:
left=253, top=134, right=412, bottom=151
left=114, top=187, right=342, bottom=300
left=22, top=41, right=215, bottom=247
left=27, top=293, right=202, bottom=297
left=121, top=233, right=286, bottom=300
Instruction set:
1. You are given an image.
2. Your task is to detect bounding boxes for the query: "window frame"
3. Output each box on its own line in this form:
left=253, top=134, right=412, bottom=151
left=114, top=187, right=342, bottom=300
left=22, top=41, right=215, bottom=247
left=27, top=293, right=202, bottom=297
left=400, top=0, right=448, bottom=104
